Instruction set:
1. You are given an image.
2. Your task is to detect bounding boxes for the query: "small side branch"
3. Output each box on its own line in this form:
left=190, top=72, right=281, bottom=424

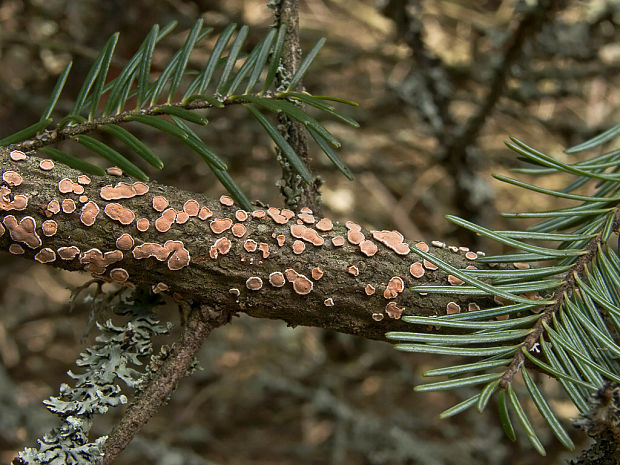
left=100, top=305, right=230, bottom=464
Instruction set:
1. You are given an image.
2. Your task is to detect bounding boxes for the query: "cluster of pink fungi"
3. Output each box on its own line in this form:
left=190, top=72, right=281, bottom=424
left=1, top=149, right=503, bottom=321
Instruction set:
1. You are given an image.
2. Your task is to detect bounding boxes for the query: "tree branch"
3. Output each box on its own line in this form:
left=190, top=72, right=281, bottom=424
left=0, top=146, right=493, bottom=341
left=100, top=304, right=230, bottom=465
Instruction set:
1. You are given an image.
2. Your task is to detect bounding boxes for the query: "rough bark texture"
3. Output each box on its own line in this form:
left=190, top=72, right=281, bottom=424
left=0, top=147, right=491, bottom=341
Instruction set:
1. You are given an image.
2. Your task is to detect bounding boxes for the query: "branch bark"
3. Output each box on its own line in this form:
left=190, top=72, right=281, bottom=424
left=0, top=147, right=492, bottom=341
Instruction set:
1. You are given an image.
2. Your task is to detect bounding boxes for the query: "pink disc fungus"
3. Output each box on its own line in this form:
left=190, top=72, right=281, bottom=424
left=281, top=209, right=295, bottom=220
left=276, top=234, right=286, bottom=247
left=116, top=233, right=134, bottom=250
left=347, top=229, right=364, bottom=245
left=459, top=246, right=469, bottom=252
left=468, top=303, right=481, bottom=312
left=290, top=224, right=324, bottom=246
left=244, top=239, right=258, bottom=253
left=372, top=313, right=384, bottom=321
left=175, top=211, right=190, bottom=224
left=165, top=241, right=190, bottom=270
left=347, top=265, right=359, bottom=276
left=423, top=259, right=438, bottom=271
left=235, top=210, right=248, bottom=222
left=34, top=248, right=56, bottom=264
left=293, top=274, right=313, bottom=295
left=80, top=201, right=100, bottom=226
left=331, top=236, right=345, bottom=247
left=371, top=230, right=410, bottom=255
left=61, top=199, right=76, bottom=214
left=465, top=251, right=478, bottom=260
left=431, top=240, right=445, bottom=248
left=300, top=207, right=313, bottom=214
left=155, top=208, right=176, bottom=232
left=8, top=244, right=24, bottom=254
left=252, top=210, right=266, bottom=219
left=345, top=221, right=361, bottom=232
left=47, top=200, right=61, bottom=215
left=446, top=302, right=461, bottom=315
left=267, top=207, right=288, bottom=225
left=315, top=218, right=333, bottom=232
left=137, top=218, right=150, bottom=232
left=214, top=237, right=231, bottom=255
left=107, top=166, right=123, bottom=176
left=183, top=200, right=199, bottom=217
left=57, top=246, right=80, bottom=260
left=414, top=241, right=429, bottom=253
left=246, top=276, right=263, bottom=291
left=298, top=212, right=315, bottom=224
left=58, top=178, right=74, bottom=194
left=258, top=242, right=269, bottom=259
left=152, top=196, right=169, bottom=212
left=3, top=215, right=41, bottom=248
left=311, top=267, right=324, bottom=280
left=10, top=195, right=27, bottom=210
left=132, top=242, right=170, bottom=261
left=219, top=195, right=234, bottom=207
left=39, top=159, right=54, bottom=171
left=42, top=220, right=58, bottom=237
left=384, top=276, right=405, bottom=299
left=365, top=284, right=375, bottom=296
left=409, top=262, right=425, bottom=278
left=110, top=268, right=129, bottom=283
left=359, top=240, right=378, bottom=257
left=9, top=150, right=26, bottom=161
left=210, top=218, right=233, bottom=234
left=153, top=282, right=169, bottom=294
left=448, top=275, right=464, bottom=285
left=72, top=184, right=85, bottom=195
left=448, top=246, right=459, bottom=253
left=100, top=182, right=136, bottom=201
left=132, top=182, right=149, bottom=195
left=385, top=302, right=404, bottom=319
left=269, top=272, right=286, bottom=287
left=292, top=240, right=305, bottom=254
left=324, top=298, right=334, bottom=307
left=513, top=262, right=530, bottom=270
left=232, top=223, right=246, bottom=238
left=77, top=175, right=91, bottom=185
left=3, top=171, right=22, bottom=187
left=198, top=206, right=213, bottom=220
left=78, top=195, right=88, bottom=203
left=229, top=287, right=240, bottom=296
left=104, top=203, right=135, bottom=225
left=80, top=248, right=123, bottom=274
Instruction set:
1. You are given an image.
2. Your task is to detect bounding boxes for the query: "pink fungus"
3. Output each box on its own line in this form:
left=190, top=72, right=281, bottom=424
left=345, top=221, right=361, bottom=232
left=137, top=218, right=150, bottom=232
left=311, top=267, right=324, bottom=280
left=284, top=268, right=299, bottom=282
left=175, top=211, right=190, bottom=224
left=214, top=237, right=231, bottom=255
left=133, top=243, right=170, bottom=261
left=365, top=284, right=375, bottom=296
left=331, top=236, right=345, bottom=247
left=468, top=303, right=481, bottom=312
left=371, top=230, right=410, bottom=255
left=198, top=206, right=212, bottom=220
left=3, top=171, right=22, bottom=187
left=155, top=208, right=176, bottom=232
left=183, top=200, right=199, bottom=217
left=459, top=246, right=469, bottom=252
left=423, top=259, right=438, bottom=271
left=324, top=298, right=334, bottom=307
left=10, top=195, right=27, bottom=210
left=281, top=209, right=295, bottom=220
left=42, top=220, right=58, bottom=237
left=80, top=201, right=100, bottom=226
left=166, top=241, right=190, bottom=270
left=57, top=246, right=80, bottom=260
left=58, top=178, right=74, bottom=194
left=465, top=251, right=478, bottom=260
left=446, top=302, right=461, bottom=315
left=372, top=313, right=384, bottom=321
left=100, top=182, right=136, bottom=200
left=61, top=198, right=76, bottom=214
left=132, top=182, right=149, bottom=195
left=110, top=268, right=129, bottom=283
left=431, top=240, right=445, bottom=248
left=235, top=210, right=248, bottom=222
left=244, top=240, right=258, bottom=253
left=116, top=234, right=134, bottom=250
left=409, top=262, right=425, bottom=278
left=347, top=229, right=364, bottom=245
left=8, top=244, right=24, bottom=254
left=34, top=248, right=56, bottom=263
left=267, top=207, right=288, bottom=224
left=258, top=242, right=269, bottom=259
left=276, top=234, right=285, bottom=247
left=80, top=248, right=123, bottom=274
left=79, top=195, right=88, bottom=203
left=252, top=210, right=266, bottom=219
left=153, top=282, right=169, bottom=294
left=385, top=302, right=404, bottom=319
left=347, top=265, right=359, bottom=276
left=298, top=212, right=315, bottom=224
left=152, top=196, right=169, bottom=212
left=246, top=276, right=263, bottom=291
left=448, top=275, right=464, bottom=286
left=231, top=223, right=246, bottom=238
left=210, top=218, right=233, bottom=234
left=384, top=276, right=405, bottom=299
left=293, top=274, right=313, bottom=295
left=107, top=166, right=123, bottom=176
left=359, top=240, right=378, bottom=257
left=292, top=240, right=305, bottom=254
left=290, top=224, right=324, bottom=246
left=72, top=184, right=85, bottom=195
left=269, top=272, right=286, bottom=287
left=219, top=195, right=234, bottom=206
left=77, top=175, right=91, bottom=185
left=39, top=159, right=54, bottom=171
left=47, top=200, right=61, bottom=215
left=315, top=218, right=333, bottom=232
left=513, top=262, right=530, bottom=270
left=3, top=215, right=41, bottom=248
left=104, top=203, right=135, bottom=225
left=414, top=241, right=429, bottom=253
left=9, top=150, right=26, bottom=161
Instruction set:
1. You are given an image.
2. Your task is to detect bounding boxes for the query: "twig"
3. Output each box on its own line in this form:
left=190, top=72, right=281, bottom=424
left=100, top=305, right=230, bottom=464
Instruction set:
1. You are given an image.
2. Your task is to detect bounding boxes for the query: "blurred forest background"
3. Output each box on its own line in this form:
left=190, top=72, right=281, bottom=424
left=0, top=1, right=619, bottom=464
